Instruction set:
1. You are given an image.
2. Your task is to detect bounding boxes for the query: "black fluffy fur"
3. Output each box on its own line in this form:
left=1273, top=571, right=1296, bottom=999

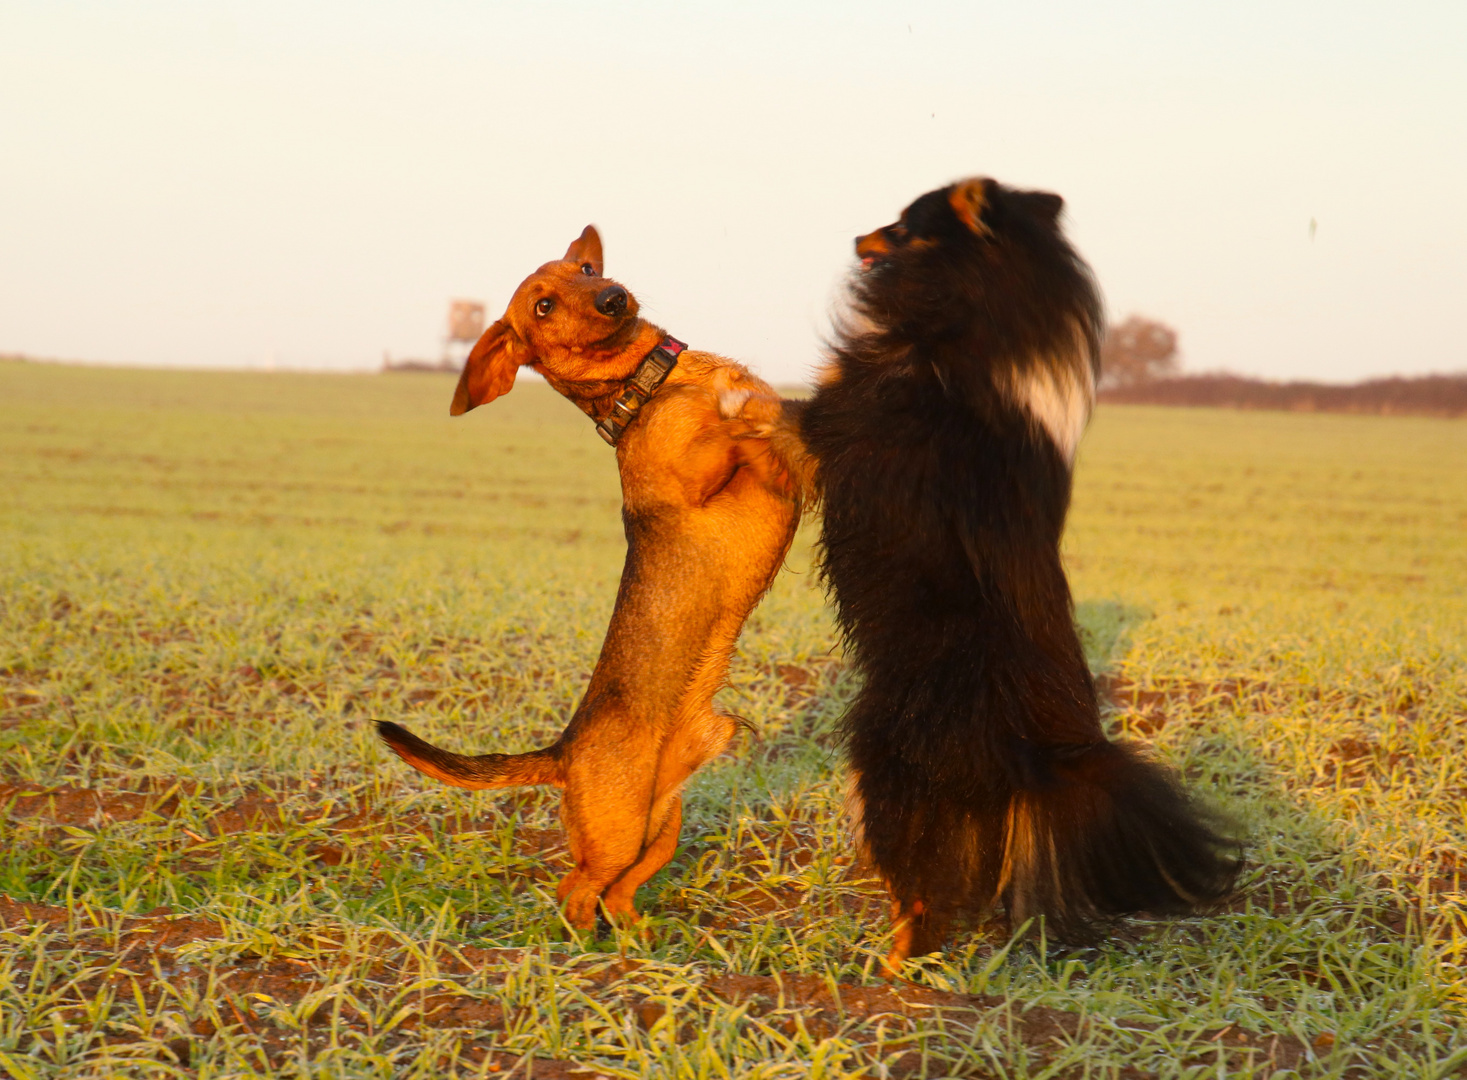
left=800, top=178, right=1241, bottom=946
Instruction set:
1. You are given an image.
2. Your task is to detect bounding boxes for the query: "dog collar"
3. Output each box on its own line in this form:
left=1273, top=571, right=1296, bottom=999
left=595, top=335, right=686, bottom=446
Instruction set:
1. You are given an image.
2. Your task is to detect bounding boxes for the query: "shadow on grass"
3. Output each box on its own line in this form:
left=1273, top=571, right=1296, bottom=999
left=1075, top=598, right=1151, bottom=673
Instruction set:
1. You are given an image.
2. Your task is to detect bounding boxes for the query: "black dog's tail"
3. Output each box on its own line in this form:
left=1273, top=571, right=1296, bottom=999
left=992, top=740, right=1240, bottom=937
left=857, top=736, right=1240, bottom=942
left=375, top=721, right=565, bottom=790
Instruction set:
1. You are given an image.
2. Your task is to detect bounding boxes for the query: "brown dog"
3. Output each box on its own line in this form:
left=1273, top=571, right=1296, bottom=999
left=376, top=226, right=803, bottom=931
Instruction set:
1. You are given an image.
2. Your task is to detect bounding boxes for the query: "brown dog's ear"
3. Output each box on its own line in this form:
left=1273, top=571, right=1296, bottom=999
left=450, top=319, right=525, bottom=415
left=564, top=225, right=604, bottom=275
left=948, top=178, right=993, bottom=236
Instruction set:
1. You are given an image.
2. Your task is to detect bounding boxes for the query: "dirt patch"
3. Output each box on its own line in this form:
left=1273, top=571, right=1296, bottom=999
left=1096, top=676, right=1466, bottom=913
left=0, top=779, right=572, bottom=892
left=0, top=780, right=555, bottom=838
left=752, top=658, right=848, bottom=707
left=1096, top=674, right=1281, bottom=736
left=0, top=898, right=1311, bottom=1077
left=697, top=973, right=1310, bottom=1076
left=0, top=777, right=863, bottom=924
left=0, top=897, right=579, bottom=1073
left=735, top=658, right=850, bottom=760
left=1, top=779, right=190, bottom=828
left=0, top=896, right=225, bottom=949
left=1320, top=735, right=1419, bottom=789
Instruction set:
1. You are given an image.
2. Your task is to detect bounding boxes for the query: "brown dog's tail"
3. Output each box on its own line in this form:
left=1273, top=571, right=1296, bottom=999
left=375, top=721, right=565, bottom=789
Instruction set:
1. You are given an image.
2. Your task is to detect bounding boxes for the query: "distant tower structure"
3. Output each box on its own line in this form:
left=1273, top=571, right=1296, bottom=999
left=444, top=300, right=487, bottom=370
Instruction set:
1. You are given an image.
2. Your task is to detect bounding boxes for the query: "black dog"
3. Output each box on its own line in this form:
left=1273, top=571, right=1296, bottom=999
left=797, top=178, right=1241, bottom=970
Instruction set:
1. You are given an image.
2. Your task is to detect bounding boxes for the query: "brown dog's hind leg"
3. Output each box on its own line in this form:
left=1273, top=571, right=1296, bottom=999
left=555, top=873, right=597, bottom=930
left=553, top=794, right=682, bottom=931
left=594, top=711, right=735, bottom=927
left=557, top=863, right=623, bottom=931
left=553, top=711, right=738, bottom=932
left=600, top=795, right=683, bottom=925
left=554, top=770, right=661, bottom=930
left=556, top=850, right=638, bottom=932
left=553, top=799, right=680, bottom=931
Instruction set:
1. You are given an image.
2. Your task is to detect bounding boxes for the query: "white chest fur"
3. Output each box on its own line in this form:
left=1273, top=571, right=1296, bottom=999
left=998, top=327, right=1096, bottom=464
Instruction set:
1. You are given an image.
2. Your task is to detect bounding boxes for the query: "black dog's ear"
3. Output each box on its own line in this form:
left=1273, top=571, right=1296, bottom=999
left=1020, top=190, right=1065, bottom=226
left=564, top=225, right=604, bottom=276
left=948, top=178, right=993, bottom=236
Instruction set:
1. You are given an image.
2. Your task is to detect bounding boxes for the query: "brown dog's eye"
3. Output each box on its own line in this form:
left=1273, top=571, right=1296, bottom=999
left=534, top=298, right=554, bottom=317
left=580, top=263, right=596, bottom=276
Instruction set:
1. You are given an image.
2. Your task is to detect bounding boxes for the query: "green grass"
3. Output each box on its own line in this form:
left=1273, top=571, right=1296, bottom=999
left=2, top=357, right=1465, bottom=1078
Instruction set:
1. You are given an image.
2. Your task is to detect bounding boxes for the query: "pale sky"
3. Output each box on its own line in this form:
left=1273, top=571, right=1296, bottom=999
left=2, top=1, right=1464, bottom=384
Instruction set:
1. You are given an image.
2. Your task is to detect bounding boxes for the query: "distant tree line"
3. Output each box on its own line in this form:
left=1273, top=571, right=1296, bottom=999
left=1099, top=316, right=1179, bottom=389
left=1101, top=373, right=1467, bottom=418
left=1097, top=315, right=1467, bottom=418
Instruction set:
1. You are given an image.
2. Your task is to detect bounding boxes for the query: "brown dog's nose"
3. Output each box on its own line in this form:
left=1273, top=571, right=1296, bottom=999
left=595, top=285, right=628, bottom=317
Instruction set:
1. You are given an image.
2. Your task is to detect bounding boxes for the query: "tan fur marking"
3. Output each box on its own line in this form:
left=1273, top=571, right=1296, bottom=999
left=998, top=321, right=1097, bottom=463
left=948, top=178, right=992, bottom=236
left=841, top=770, right=868, bottom=861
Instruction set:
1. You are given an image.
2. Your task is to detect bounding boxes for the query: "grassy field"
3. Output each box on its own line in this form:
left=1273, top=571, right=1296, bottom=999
left=2, top=357, right=1465, bottom=1078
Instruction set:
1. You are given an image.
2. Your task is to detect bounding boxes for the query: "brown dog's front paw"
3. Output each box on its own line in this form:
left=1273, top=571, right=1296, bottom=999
left=716, top=386, right=756, bottom=422
left=718, top=387, right=788, bottom=436
left=720, top=397, right=815, bottom=504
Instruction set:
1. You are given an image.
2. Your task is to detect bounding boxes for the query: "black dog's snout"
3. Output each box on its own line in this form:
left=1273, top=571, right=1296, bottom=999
left=594, top=285, right=628, bottom=317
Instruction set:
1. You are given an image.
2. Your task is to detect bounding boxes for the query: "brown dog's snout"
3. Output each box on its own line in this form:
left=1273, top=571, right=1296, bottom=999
left=595, top=285, right=628, bottom=317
